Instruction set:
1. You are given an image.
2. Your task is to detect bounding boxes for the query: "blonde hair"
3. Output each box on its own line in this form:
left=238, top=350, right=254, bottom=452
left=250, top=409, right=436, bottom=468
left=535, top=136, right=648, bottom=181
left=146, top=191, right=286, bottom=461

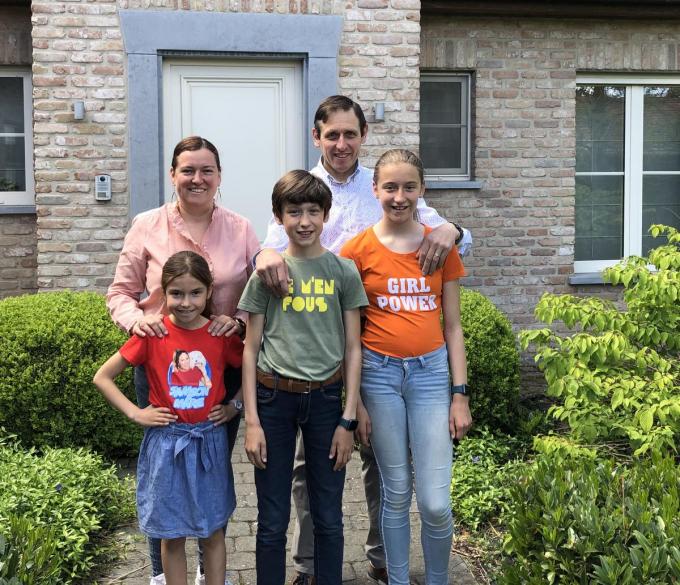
left=373, top=149, right=424, bottom=185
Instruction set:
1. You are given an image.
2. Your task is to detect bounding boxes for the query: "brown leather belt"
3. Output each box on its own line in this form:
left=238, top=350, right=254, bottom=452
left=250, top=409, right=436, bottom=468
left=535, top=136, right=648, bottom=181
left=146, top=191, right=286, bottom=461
left=256, top=368, right=343, bottom=394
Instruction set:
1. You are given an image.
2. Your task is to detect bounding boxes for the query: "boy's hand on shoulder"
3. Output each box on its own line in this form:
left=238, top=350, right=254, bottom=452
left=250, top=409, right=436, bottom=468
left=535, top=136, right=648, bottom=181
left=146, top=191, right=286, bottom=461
left=330, top=426, right=354, bottom=471
left=255, top=248, right=290, bottom=298
left=245, top=423, right=267, bottom=469
left=133, top=405, right=177, bottom=427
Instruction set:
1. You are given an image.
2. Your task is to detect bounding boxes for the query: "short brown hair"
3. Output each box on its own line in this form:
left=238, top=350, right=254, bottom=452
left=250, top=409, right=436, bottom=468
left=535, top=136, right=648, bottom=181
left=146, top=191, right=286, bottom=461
left=171, top=136, right=221, bottom=172
left=271, top=170, right=332, bottom=220
left=314, top=95, right=368, bottom=136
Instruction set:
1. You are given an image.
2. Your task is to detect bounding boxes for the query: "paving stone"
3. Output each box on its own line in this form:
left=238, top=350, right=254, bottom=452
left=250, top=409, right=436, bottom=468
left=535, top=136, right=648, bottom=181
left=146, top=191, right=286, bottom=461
left=98, top=428, right=479, bottom=584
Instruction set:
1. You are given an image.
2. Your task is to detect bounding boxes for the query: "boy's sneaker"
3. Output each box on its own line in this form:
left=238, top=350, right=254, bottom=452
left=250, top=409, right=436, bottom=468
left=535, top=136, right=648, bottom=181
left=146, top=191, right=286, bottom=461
left=150, top=575, right=166, bottom=585
left=194, top=566, right=234, bottom=585
left=290, top=572, right=315, bottom=585
left=367, top=563, right=389, bottom=585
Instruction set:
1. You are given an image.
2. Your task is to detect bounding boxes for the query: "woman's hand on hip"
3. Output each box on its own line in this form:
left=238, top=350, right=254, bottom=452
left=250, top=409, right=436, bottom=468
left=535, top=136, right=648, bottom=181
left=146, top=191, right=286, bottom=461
left=255, top=248, right=290, bottom=297
left=450, top=394, right=472, bottom=440
left=208, top=314, right=243, bottom=337
left=132, top=314, right=168, bottom=338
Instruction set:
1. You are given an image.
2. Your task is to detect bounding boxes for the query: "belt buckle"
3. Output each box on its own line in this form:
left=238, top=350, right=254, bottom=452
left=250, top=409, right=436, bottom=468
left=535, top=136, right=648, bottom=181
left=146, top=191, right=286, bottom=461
left=302, top=380, right=312, bottom=394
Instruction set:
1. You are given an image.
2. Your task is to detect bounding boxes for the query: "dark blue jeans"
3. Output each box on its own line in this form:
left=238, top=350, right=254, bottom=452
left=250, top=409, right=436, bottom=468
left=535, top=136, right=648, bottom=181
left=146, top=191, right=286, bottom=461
left=254, top=380, right=346, bottom=585
left=134, top=365, right=242, bottom=576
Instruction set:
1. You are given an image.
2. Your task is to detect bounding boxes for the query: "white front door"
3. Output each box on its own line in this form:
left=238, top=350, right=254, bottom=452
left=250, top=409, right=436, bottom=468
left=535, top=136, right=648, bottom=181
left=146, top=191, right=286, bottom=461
left=163, top=59, right=304, bottom=240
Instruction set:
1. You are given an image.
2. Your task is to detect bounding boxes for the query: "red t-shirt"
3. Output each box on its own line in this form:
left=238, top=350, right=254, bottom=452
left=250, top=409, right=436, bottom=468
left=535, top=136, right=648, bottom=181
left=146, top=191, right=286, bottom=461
left=120, top=316, right=243, bottom=424
left=341, top=225, right=465, bottom=358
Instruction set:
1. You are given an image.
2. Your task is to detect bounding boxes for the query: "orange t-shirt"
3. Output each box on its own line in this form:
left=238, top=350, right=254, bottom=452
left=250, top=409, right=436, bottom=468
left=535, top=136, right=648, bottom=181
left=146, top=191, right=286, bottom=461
left=340, top=226, right=465, bottom=358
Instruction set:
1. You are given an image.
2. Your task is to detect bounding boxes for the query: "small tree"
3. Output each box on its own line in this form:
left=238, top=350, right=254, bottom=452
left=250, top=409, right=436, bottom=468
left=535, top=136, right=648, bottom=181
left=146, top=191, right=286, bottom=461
left=519, top=225, right=680, bottom=456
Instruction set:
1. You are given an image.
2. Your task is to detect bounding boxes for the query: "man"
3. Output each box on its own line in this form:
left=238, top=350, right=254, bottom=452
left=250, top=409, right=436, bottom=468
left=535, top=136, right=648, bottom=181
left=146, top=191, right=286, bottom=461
left=256, top=95, right=472, bottom=585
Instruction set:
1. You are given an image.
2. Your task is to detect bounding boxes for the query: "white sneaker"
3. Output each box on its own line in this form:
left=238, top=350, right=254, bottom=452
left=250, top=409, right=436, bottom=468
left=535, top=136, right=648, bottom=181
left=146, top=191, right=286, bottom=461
left=150, top=574, right=166, bottom=585
left=194, top=566, right=234, bottom=585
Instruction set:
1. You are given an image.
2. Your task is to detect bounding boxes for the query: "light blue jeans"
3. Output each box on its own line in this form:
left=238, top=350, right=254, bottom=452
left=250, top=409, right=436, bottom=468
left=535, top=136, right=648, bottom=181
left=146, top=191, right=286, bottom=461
left=360, top=345, right=453, bottom=585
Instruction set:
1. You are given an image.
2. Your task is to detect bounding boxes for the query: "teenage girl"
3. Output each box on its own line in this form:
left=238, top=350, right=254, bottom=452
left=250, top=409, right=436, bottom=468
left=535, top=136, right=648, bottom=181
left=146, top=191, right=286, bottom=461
left=340, top=149, right=472, bottom=585
left=94, top=251, right=243, bottom=585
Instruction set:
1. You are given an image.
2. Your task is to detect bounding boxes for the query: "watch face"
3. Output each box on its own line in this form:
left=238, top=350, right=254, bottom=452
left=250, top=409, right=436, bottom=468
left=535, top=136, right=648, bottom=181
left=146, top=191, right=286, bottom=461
left=341, top=418, right=358, bottom=431
left=232, top=399, right=243, bottom=411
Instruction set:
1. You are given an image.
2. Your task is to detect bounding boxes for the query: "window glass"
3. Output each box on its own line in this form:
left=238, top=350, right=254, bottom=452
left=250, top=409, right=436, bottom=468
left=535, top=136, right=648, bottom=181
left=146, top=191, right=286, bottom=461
left=575, top=86, right=625, bottom=173
left=0, top=78, right=24, bottom=134
left=575, top=175, right=624, bottom=261
left=420, top=73, right=469, bottom=177
left=0, top=137, right=26, bottom=192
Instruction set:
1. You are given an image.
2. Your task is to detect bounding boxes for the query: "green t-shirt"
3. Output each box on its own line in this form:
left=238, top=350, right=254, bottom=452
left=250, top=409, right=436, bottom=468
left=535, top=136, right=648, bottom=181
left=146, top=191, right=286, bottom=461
left=238, top=251, right=368, bottom=381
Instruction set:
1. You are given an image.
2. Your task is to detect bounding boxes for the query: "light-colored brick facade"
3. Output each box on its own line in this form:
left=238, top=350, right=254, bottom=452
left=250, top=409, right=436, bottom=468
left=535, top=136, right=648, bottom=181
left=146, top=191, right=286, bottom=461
left=2, top=2, right=680, bottom=329
left=422, top=16, right=680, bottom=325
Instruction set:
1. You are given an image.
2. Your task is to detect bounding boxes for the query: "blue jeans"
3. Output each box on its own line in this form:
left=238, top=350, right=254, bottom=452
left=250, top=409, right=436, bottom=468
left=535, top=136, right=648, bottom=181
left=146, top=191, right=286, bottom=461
left=360, top=345, right=454, bottom=585
left=254, top=380, right=346, bottom=585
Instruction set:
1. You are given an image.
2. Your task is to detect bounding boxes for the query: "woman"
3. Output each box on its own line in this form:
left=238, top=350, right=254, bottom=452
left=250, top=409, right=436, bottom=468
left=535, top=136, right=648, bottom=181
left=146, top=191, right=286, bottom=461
left=107, top=136, right=259, bottom=585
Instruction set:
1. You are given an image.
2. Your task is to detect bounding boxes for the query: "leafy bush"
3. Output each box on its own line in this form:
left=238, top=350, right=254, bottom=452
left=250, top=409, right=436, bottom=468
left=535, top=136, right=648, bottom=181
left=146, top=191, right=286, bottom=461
left=0, top=516, right=61, bottom=584
left=450, top=427, right=529, bottom=530
left=519, top=225, right=680, bottom=456
left=0, top=291, right=142, bottom=457
left=500, top=451, right=680, bottom=584
left=460, top=289, right=520, bottom=431
left=0, top=435, right=135, bottom=583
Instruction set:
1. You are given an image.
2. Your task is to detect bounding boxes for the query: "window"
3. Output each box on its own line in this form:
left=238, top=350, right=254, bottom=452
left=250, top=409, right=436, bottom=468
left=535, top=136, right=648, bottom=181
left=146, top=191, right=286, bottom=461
left=0, top=69, right=33, bottom=210
left=575, top=76, right=680, bottom=273
left=420, top=72, right=470, bottom=181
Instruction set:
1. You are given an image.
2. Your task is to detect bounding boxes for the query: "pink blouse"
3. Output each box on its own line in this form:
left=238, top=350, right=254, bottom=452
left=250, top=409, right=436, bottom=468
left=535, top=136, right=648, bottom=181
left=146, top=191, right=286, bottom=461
left=106, top=202, right=260, bottom=333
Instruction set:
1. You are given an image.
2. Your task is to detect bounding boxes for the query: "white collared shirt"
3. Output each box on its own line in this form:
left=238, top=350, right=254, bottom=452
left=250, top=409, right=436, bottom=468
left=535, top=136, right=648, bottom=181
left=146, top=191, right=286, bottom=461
left=261, top=159, right=472, bottom=255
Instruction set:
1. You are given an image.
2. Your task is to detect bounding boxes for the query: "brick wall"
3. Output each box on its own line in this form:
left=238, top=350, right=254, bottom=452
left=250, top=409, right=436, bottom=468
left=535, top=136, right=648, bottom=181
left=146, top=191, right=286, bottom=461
left=0, top=5, right=36, bottom=297
left=421, top=16, right=680, bottom=328
left=27, top=0, right=420, bottom=295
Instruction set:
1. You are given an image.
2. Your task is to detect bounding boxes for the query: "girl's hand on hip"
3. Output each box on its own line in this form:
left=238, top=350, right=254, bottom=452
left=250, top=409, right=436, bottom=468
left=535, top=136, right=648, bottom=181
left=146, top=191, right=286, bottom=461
left=132, top=314, right=168, bottom=338
left=450, top=395, right=472, bottom=440
left=208, top=403, right=239, bottom=426
left=134, top=405, right=177, bottom=427
left=330, top=427, right=353, bottom=471
left=208, top=314, right=242, bottom=337
left=245, top=423, right=267, bottom=469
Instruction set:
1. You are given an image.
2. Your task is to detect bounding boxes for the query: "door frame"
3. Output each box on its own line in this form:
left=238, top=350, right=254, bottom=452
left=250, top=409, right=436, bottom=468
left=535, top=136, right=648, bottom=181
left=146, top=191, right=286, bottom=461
left=120, top=10, right=342, bottom=218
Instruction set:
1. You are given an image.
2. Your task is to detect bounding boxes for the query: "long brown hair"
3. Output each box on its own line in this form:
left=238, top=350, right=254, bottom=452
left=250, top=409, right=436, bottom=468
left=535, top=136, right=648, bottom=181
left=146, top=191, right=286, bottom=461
left=161, top=251, right=214, bottom=319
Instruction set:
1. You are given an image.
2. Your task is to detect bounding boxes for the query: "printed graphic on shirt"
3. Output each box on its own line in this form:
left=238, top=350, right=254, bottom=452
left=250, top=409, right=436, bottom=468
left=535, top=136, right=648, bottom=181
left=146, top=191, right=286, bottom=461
left=282, top=277, right=335, bottom=313
left=377, top=276, right=437, bottom=313
left=167, top=349, right=213, bottom=410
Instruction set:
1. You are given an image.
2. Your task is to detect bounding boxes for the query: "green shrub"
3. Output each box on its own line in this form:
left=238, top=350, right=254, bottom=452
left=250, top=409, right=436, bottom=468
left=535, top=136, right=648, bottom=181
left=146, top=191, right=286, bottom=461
left=519, top=225, right=680, bottom=456
left=450, top=427, right=529, bottom=530
left=0, top=435, right=135, bottom=583
left=500, top=451, right=680, bottom=584
left=0, top=516, right=61, bottom=584
left=0, top=291, right=142, bottom=457
left=460, top=289, right=520, bottom=431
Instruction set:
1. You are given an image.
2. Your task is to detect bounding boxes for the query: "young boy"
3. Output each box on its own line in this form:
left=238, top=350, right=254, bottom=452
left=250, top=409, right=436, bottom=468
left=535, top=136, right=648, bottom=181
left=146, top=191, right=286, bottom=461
left=238, top=170, right=367, bottom=585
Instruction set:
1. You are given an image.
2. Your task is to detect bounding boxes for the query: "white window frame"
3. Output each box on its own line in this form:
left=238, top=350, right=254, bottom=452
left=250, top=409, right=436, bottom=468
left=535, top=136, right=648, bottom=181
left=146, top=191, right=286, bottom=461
left=420, top=72, right=471, bottom=182
left=575, top=74, right=680, bottom=273
left=0, top=68, right=34, bottom=211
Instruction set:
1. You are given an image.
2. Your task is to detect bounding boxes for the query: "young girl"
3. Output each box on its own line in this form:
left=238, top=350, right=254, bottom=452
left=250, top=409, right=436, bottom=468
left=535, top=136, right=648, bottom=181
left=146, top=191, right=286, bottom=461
left=340, top=149, right=472, bottom=585
left=94, top=251, right=243, bottom=585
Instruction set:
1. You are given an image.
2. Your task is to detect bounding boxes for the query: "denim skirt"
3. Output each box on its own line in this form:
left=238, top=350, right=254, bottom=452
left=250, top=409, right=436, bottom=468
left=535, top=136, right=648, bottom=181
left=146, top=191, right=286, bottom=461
left=137, top=421, right=236, bottom=539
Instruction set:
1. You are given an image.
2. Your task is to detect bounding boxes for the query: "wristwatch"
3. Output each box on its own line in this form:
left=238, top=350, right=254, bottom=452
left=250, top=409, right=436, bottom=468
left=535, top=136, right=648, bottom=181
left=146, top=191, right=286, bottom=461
left=338, top=417, right=359, bottom=431
left=233, top=317, right=246, bottom=337
left=451, top=384, right=469, bottom=397
left=452, top=222, right=464, bottom=246
left=229, top=399, right=244, bottom=412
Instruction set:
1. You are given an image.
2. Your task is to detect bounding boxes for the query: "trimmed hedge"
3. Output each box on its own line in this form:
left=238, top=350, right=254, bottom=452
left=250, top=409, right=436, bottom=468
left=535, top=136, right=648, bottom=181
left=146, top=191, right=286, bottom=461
left=460, top=289, right=520, bottom=431
left=0, top=291, right=141, bottom=457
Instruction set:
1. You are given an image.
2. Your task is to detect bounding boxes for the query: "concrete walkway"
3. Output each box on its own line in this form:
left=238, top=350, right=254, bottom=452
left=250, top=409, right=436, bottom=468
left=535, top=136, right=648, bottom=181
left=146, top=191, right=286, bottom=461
left=99, top=428, right=478, bottom=585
